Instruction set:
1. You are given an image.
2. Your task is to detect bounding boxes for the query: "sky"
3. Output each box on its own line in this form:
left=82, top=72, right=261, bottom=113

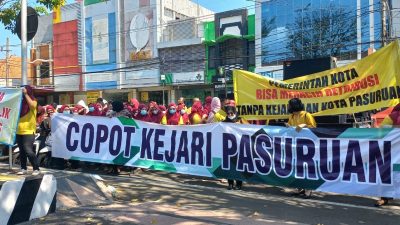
left=0, top=0, right=254, bottom=58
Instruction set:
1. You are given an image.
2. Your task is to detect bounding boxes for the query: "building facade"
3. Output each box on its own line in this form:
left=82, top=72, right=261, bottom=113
left=32, top=0, right=213, bottom=105
left=255, top=0, right=393, bottom=80
left=204, top=9, right=255, bottom=100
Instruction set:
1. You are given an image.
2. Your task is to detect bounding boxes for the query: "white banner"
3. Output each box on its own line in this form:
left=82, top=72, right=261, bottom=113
left=52, top=114, right=400, bottom=198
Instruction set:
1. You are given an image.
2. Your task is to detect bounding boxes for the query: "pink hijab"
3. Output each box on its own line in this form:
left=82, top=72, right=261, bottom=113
left=207, top=97, right=221, bottom=123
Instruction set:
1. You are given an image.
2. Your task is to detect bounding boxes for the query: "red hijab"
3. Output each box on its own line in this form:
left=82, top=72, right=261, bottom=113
left=389, top=103, right=400, bottom=125
left=20, top=85, right=36, bottom=118
left=166, top=103, right=181, bottom=125
left=87, top=103, right=102, bottom=116
left=189, top=101, right=203, bottom=124
left=148, top=103, right=164, bottom=124
left=178, top=103, right=190, bottom=125
left=135, top=104, right=150, bottom=122
left=203, top=96, right=212, bottom=116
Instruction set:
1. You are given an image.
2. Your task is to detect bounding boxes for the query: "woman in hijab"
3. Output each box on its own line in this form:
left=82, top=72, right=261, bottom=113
left=189, top=101, right=205, bottom=125
left=73, top=105, right=86, bottom=115
left=148, top=102, right=163, bottom=124
left=207, top=97, right=226, bottom=123
left=223, top=100, right=244, bottom=190
left=203, top=96, right=212, bottom=116
left=36, top=106, right=46, bottom=127
left=128, top=98, right=139, bottom=118
left=16, top=85, right=40, bottom=176
left=59, top=105, right=71, bottom=114
left=178, top=103, right=190, bottom=125
left=135, top=104, right=150, bottom=122
left=87, top=103, right=102, bottom=116
left=161, top=103, right=183, bottom=125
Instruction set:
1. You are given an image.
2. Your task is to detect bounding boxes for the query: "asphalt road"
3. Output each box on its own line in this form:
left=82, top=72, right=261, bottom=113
left=12, top=167, right=400, bottom=225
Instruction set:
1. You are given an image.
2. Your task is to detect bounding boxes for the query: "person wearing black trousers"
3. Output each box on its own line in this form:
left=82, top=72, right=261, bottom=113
left=223, top=100, right=247, bottom=190
left=16, top=85, right=40, bottom=176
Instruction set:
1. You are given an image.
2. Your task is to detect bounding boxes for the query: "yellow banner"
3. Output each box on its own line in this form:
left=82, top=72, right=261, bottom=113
left=234, top=40, right=400, bottom=120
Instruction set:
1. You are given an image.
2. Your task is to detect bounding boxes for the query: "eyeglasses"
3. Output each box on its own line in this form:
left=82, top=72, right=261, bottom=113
left=227, top=111, right=235, bottom=115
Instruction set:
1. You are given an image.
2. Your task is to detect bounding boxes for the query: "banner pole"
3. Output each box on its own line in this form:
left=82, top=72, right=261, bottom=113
left=8, top=146, right=12, bottom=170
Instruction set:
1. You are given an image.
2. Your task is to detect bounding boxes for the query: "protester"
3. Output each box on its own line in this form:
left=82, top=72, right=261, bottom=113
left=106, top=100, right=130, bottom=174
left=286, top=98, right=316, bottom=198
left=129, top=98, right=140, bottom=118
left=207, top=97, right=226, bottom=123
left=187, top=97, right=200, bottom=114
left=159, top=105, right=167, bottom=115
left=161, top=103, right=183, bottom=125
left=223, top=100, right=244, bottom=190
left=136, top=104, right=150, bottom=122
left=148, top=102, right=163, bottom=124
left=373, top=103, right=400, bottom=206
left=16, top=86, right=40, bottom=176
left=73, top=104, right=86, bottom=115
left=203, top=96, right=212, bottom=116
left=87, top=103, right=103, bottom=116
left=178, top=97, right=187, bottom=110
left=36, top=106, right=46, bottom=127
left=189, top=101, right=205, bottom=124
left=59, top=105, right=71, bottom=114
left=178, top=103, right=190, bottom=125
left=286, top=98, right=316, bottom=132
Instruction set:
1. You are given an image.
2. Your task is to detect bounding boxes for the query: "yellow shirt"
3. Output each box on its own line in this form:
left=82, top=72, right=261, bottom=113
left=380, top=116, right=394, bottom=127
left=161, top=115, right=184, bottom=125
left=288, top=111, right=316, bottom=128
left=17, top=101, right=37, bottom=135
left=210, top=111, right=226, bottom=123
left=191, top=113, right=203, bottom=124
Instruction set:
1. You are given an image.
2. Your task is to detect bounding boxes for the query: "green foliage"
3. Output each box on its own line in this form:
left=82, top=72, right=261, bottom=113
left=0, top=0, right=64, bottom=33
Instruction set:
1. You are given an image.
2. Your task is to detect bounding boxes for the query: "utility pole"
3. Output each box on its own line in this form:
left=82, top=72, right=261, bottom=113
left=0, top=38, right=11, bottom=87
left=5, top=38, right=10, bottom=87
left=21, top=0, right=28, bottom=85
left=381, top=0, right=388, bottom=46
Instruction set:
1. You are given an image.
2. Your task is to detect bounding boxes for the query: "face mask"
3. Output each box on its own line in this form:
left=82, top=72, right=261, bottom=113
left=73, top=112, right=79, bottom=115
left=140, top=110, right=147, bottom=116
left=152, top=110, right=159, bottom=115
left=180, top=109, right=186, bottom=115
left=228, top=115, right=236, bottom=120
left=169, top=109, right=176, bottom=114
left=63, top=111, right=70, bottom=114
left=89, top=107, right=95, bottom=112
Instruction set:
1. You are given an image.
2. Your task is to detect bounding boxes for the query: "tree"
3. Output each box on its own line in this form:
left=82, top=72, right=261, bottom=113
left=0, top=0, right=64, bottom=32
left=286, top=6, right=357, bottom=60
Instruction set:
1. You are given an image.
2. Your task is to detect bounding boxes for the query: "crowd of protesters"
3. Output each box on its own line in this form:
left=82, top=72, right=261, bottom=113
left=15, top=85, right=397, bottom=206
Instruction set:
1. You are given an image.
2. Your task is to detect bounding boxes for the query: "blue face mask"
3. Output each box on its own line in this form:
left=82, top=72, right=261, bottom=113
left=89, top=107, right=95, bottom=112
left=140, top=110, right=147, bottom=116
left=63, top=111, right=70, bottom=114
left=169, top=109, right=176, bottom=114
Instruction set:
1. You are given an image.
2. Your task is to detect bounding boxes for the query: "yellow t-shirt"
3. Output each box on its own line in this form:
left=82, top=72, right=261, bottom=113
left=211, top=111, right=226, bottom=123
left=191, top=113, right=203, bottom=124
left=161, top=115, right=184, bottom=125
left=288, top=111, right=316, bottom=128
left=17, top=101, right=37, bottom=135
left=380, top=116, right=394, bottom=127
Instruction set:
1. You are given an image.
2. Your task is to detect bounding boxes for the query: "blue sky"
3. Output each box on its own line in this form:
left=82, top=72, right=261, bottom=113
left=0, top=0, right=254, bottom=58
